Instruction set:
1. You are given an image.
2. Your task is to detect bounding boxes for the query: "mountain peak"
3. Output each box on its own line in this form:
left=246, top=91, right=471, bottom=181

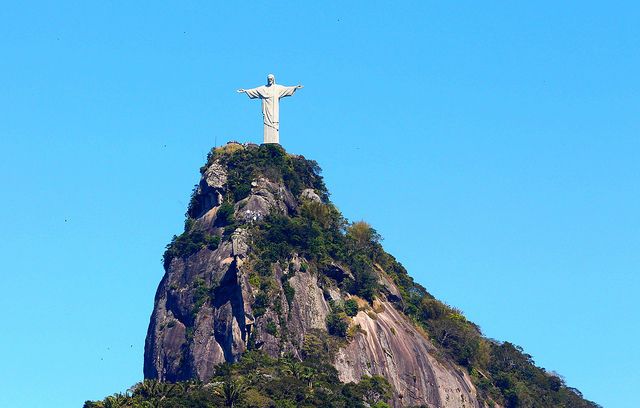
left=89, top=142, right=599, bottom=407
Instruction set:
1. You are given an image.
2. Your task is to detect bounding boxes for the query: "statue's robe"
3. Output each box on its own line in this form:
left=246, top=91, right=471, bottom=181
left=243, top=84, right=298, bottom=144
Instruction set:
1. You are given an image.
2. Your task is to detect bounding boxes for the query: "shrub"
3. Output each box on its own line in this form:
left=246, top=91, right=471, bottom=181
left=282, top=279, right=295, bottom=306
left=347, top=221, right=380, bottom=250
left=193, top=279, right=209, bottom=313
left=186, top=185, right=201, bottom=218
left=420, top=297, right=448, bottom=321
left=253, top=293, right=269, bottom=317
left=248, top=273, right=261, bottom=288
left=266, top=321, right=278, bottom=336
left=344, top=299, right=359, bottom=317
left=347, top=255, right=379, bottom=302
left=327, top=310, right=348, bottom=337
left=205, top=234, right=221, bottom=250
left=356, top=376, right=393, bottom=405
left=208, top=143, right=329, bottom=204
left=215, top=202, right=235, bottom=226
left=163, top=230, right=221, bottom=269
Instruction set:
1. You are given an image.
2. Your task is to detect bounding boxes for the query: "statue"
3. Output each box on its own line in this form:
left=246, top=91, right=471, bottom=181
left=237, top=74, right=303, bottom=144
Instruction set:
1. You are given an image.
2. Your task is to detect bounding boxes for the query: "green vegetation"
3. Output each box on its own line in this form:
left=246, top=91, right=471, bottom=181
left=266, top=320, right=278, bottom=336
left=85, top=349, right=393, bottom=408
left=163, top=229, right=220, bottom=269
left=215, top=201, right=235, bottom=226
left=326, top=309, right=349, bottom=337
left=203, top=143, right=328, bottom=202
left=252, top=292, right=269, bottom=318
left=252, top=206, right=379, bottom=303
left=343, top=299, right=359, bottom=317
left=282, top=279, right=295, bottom=306
left=190, top=278, right=215, bottom=322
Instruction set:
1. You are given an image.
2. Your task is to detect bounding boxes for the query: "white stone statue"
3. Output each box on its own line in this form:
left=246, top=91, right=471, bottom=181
left=237, top=74, right=303, bottom=144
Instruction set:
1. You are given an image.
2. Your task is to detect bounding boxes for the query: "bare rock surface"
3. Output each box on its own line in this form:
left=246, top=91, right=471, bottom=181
left=335, top=300, right=480, bottom=408
left=236, top=178, right=296, bottom=222
left=300, top=188, right=322, bottom=202
left=287, top=270, right=330, bottom=335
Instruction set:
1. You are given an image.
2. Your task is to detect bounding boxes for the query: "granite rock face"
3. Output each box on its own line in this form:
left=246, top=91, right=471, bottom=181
left=235, top=178, right=296, bottom=223
left=335, top=298, right=480, bottom=407
left=144, top=143, right=482, bottom=407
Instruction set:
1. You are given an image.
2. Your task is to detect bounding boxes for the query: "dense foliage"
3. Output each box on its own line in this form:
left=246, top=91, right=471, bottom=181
left=85, top=347, right=393, bottom=408
left=326, top=304, right=349, bottom=337
left=203, top=143, right=328, bottom=202
left=251, top=211, right=380, bottom=303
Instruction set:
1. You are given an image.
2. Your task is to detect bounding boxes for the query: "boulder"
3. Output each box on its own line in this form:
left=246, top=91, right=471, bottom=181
left=300, top=188, right=322, bottom=202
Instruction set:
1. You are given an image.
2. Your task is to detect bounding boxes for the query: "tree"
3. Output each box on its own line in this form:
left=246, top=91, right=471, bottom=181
left=327, top=310, right=348, bottom=337
left=347, top=221, right=381, bottom=251
left=102, top=394, right=128, bottom=408
left=429, top=314, right=481, bottom=367
left=281, top=359, right=305, bottom=379
left=132, top=379, right=187, bottom=404
left=214, top=377, right=246, bottom=408
left=301, top=366, right=317, bottom=390
left=344, top=298, right=359, bottom=317
left=356, top=375, right=393, bottom=405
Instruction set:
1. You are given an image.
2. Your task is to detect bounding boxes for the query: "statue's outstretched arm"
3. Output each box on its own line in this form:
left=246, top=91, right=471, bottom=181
left=280, top=84, right=303, bottom=98
left=240, top=87, right=262, bottom=99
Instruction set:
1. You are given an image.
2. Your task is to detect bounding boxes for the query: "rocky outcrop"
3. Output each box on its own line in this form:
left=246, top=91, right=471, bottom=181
left=235, top=178, right=296, bottom=223
left=300, top=188, right=322, bottom=203
left=335, top=298, right=480, bottom=407
left=375, top=264, right=403, bottom=303
left=144, top=241, right=245, bottom=381
left=287, top=270, right=330, bottom=334
left=145, top=145, right=329, bottom=382
left=189, top=162, right=227, bottom=219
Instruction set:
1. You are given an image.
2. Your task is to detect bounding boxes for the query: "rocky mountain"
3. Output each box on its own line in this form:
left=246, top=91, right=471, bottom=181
left=88, top=142, right=600, bottom=408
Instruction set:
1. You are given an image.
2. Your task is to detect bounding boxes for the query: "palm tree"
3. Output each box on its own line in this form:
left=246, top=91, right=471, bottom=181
left=175, top=380, right=199, bottom=395
left=103, top=393, right=128, bottom=408
left=133, top=379, right=183, bottom=407
left=300, top=366, right=317, bottom=391
left=214, top=377, right=246, bottom=408
left=282, top=359, right=316, bottom=390
left=281, top=360, right=304, bottom=379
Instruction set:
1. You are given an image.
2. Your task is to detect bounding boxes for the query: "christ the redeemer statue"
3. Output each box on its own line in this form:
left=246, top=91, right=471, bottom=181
left=237, top=74, right=303, bottom=144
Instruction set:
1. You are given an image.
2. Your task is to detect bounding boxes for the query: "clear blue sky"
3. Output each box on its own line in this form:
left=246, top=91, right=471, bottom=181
left=1, top=2, right=638, bottom=407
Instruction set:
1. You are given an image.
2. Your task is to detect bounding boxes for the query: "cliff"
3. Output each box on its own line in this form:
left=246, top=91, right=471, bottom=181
left=133, top=142, right=599, bottom=408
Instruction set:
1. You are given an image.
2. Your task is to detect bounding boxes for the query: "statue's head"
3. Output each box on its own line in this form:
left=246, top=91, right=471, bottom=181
left=267, top=74, right=275, bottom=85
